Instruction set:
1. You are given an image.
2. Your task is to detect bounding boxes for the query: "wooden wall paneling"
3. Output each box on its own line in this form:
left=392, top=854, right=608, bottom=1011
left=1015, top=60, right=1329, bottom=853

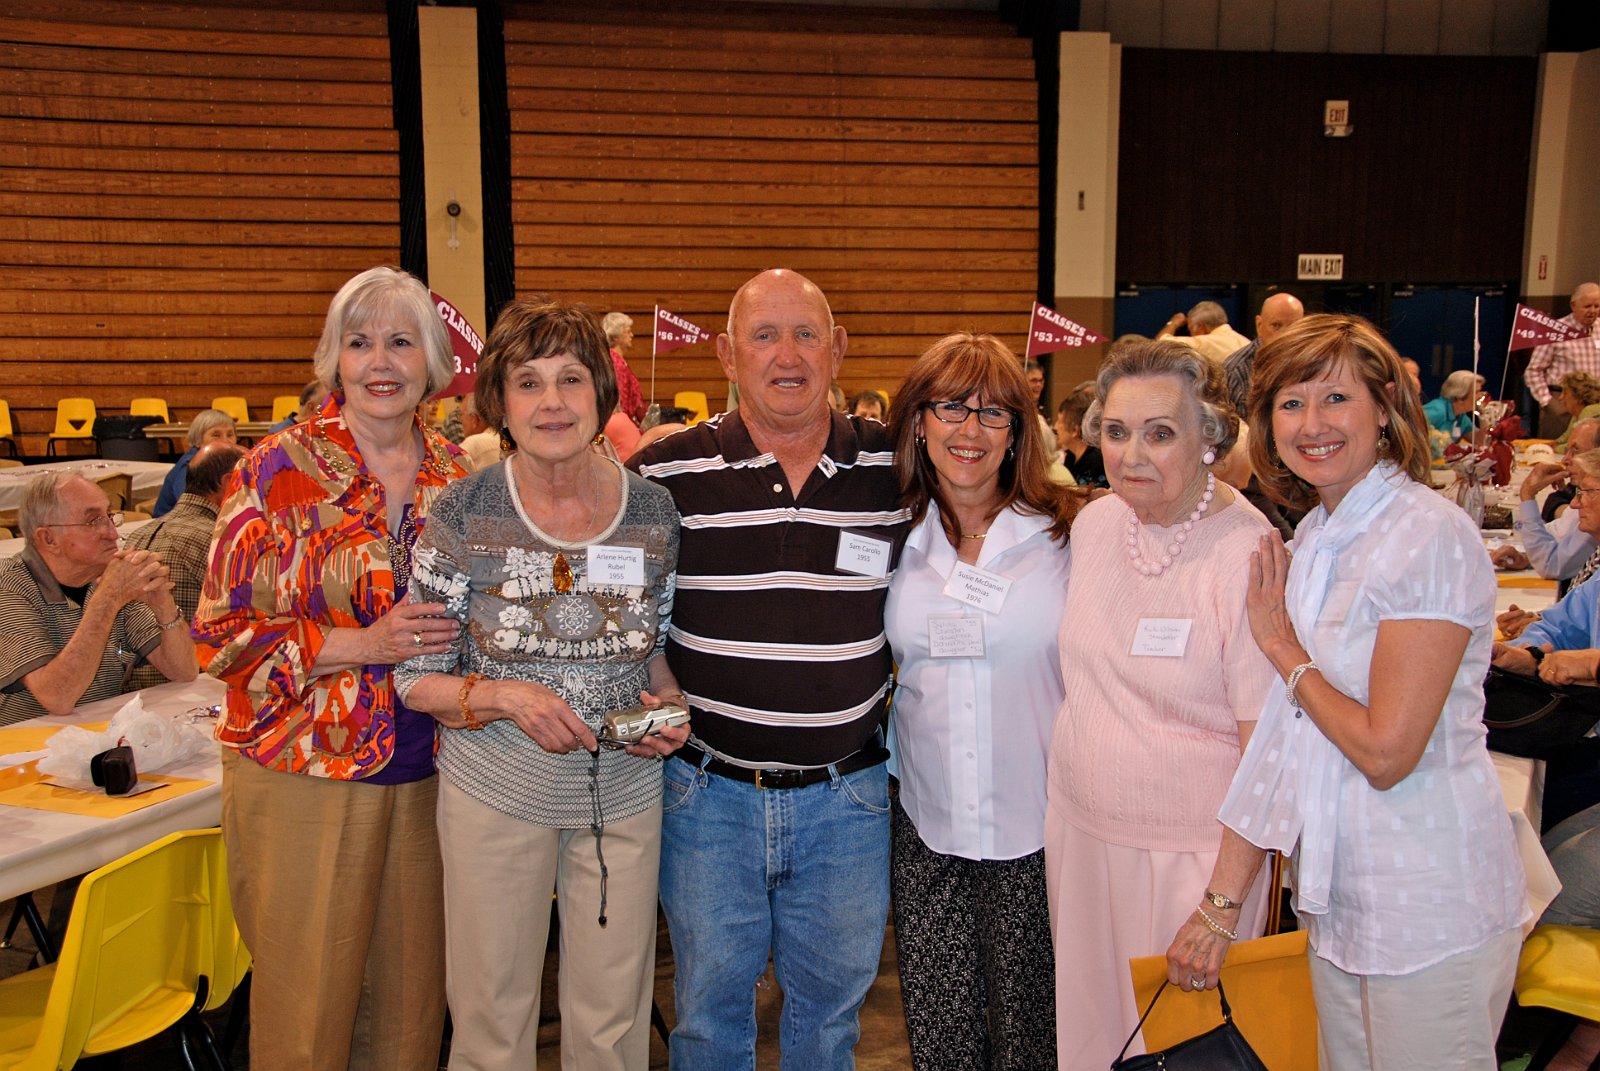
left=1116, top=48, right=1537, bottom=286
left=0, top=0, right=400, bottom=452
left=505, top=5, right=1041, bottom=411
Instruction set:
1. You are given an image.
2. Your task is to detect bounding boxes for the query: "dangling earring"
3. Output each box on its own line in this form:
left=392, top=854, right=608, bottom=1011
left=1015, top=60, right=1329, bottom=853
left=914, top=432, right=925, bottom=448
left=499, top=426, right=516, bottom=453
left=1202, top=448, right=1217, bottom=466
left=1006, top=444, right=1015, bottom=460
left=592, top=431, right=606, bottom=447
left=1377, top=429, right=1391, bottom=455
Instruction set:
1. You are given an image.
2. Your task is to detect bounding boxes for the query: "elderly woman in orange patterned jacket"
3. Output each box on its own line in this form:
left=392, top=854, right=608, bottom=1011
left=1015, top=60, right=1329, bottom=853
left=193, top=266, right=471, bottom=1071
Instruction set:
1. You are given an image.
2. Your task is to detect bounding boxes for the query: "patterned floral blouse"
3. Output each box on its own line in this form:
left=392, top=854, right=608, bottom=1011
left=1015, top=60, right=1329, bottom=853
left=393, top=457, right=680, bottom=828
left=194, top=392, right=471, bottom=780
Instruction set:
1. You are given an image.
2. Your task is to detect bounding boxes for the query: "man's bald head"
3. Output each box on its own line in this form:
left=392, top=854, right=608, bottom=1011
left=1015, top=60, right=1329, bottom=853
left=1568, top=418, right=1600, bottom=456
left=726, top=269, right=834, bottom=340
left=1255, top=293, right=1304, bottom=344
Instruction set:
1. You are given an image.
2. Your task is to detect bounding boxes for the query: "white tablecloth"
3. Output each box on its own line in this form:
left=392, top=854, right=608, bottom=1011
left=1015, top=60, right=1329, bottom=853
left=1492, top=750, right=1563, bottom=928
left=0, top=460, right=171, bottom=514
left=0, top=676, right=225, bottom=902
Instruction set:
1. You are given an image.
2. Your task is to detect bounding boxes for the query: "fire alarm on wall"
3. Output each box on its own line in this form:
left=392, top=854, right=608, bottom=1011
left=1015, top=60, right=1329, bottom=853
left=1324, top=100, right=1352, bottom=138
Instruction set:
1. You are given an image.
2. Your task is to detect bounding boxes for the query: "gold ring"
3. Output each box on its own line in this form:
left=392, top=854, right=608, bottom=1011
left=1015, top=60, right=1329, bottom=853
left=412, top=631, right=424, bottom=647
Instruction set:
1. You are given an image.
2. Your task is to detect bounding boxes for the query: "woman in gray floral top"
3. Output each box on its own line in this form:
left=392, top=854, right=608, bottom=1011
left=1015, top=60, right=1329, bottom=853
left=395, top=298, right=686, bottom=1071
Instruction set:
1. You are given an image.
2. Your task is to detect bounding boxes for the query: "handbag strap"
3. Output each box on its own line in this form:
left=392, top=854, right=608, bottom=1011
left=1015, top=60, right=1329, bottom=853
left=1110, top=979, right=1238, bottom=1066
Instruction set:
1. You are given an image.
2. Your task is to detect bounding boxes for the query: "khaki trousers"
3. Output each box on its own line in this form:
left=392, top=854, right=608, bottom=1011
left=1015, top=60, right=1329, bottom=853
left=437, top=776, right=662, bottom=1071
left=220, top=749, right=446, bottom=1071
left=1308, top=926, right=1521, bottom=1071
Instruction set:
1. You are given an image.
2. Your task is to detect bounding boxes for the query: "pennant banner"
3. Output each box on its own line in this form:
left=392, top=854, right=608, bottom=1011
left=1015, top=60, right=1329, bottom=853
left=1026, top=301, right=1107, bottom=358
left=431, top=290, right=484, bottom=398
left=1509, top=303, right=1588, bottom=351
left=654, top=306, right=715, bottom=353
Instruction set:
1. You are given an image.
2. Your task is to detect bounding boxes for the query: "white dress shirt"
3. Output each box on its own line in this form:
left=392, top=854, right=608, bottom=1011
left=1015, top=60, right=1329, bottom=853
left=885, top=503, right=1070, bottom=860
left=1513, top=498, right=1595, bottom=580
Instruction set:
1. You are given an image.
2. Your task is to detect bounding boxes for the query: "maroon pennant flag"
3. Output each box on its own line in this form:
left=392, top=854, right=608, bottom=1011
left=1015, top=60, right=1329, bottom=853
left=654, top=306, right=715, bottom=352
left=1026, top=301, right=1107, bottom=358
left=1509, top=303, right=1589, bottom=351
left=430, top=290, right=484, bottom=398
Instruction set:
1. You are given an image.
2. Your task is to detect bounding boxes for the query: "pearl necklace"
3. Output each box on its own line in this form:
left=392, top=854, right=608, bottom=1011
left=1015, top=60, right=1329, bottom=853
left=1126, top=471, right=1215, bottom=578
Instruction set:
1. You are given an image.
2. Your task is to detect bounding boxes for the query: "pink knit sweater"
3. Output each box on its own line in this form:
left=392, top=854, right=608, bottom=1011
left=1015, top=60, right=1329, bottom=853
left=1048, top=492, right=1276, bottom=853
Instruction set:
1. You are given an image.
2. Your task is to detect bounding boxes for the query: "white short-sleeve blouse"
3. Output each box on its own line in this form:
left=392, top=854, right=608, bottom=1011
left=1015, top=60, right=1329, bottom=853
left=1221, top=463, right=1528, bottom=975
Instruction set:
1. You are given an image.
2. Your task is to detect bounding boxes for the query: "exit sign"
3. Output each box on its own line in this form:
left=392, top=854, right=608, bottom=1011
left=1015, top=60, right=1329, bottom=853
left=1297, top=254, right=1344, bottom=280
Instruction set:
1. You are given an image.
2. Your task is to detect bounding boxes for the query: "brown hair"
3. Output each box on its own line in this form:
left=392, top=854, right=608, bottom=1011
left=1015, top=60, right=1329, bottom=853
left=889, top=332, right=1082, bottom=546
left=474, top=297, right=618, bottom=433
left=1246, top=314, right=1430, bottom=512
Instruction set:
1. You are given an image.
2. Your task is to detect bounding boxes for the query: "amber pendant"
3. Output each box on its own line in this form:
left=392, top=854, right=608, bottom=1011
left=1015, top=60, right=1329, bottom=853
left=552, top=551, right=573, bottom=593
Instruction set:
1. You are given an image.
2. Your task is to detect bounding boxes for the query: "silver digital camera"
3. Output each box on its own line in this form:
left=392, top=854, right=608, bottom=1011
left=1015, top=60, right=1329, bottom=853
left=600, top=701, right=689, bottom=745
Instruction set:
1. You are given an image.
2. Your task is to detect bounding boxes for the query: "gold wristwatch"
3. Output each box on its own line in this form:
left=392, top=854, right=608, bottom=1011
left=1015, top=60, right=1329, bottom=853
left=1204, top=889, right=1242, bottom=910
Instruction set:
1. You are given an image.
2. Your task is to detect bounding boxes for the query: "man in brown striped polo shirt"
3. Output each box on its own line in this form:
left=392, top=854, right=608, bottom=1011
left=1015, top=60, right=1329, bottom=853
left=634, top=269, right=911, bottom=1068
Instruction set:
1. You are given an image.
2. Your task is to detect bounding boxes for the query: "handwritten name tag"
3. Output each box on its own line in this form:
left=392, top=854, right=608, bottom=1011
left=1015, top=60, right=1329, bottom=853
left=929, top=615, right=985, bottom=658
left=587, top=545, right=646, bottom=587
left=1131, top=617, right=1192, bottom=658
left=942, top=561, right=1012, bottom=614
left=836, top=531, right=891, bottom=578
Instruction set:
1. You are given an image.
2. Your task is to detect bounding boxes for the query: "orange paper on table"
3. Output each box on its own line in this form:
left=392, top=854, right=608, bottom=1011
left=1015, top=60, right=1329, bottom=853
left=0, top=771, right=209, bottom=818
left=1499, top=576, right=1559, bottom=590
left=0, top=720, right=110, bottom=756
left=1127, top=930, right=1318, bottom=1070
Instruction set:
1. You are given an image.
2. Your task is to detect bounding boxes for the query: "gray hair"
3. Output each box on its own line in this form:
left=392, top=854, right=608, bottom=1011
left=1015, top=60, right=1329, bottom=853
left=1571, top=447, right=1600, bottom=482
left=310, top=266, right=454, bottom=396
left=1439, top=370, right=1485, bottom=401
left=1570, top=417, right=1600, bottom=449
left=19, top=472, right=92, bottom=547
left=1572, top=282, right=1599, bottom=304
left=601, top=311, right=634, bottom=344
left=1083, top=337, right=1239, bottom=457
left=186, top=408, right=236, bottom=449
left=1186, top=301, right=1228, bottom=330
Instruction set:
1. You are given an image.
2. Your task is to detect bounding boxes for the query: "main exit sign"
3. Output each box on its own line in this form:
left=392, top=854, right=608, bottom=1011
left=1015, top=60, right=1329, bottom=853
left=1297, top=254, right=1344, bottom=280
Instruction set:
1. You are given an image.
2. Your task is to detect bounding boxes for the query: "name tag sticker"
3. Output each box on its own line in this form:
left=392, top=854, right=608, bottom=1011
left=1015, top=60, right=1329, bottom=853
left=586, top=545, right=646, bottom=587
left=836, top=531, right=891, bottom=578
left=929, top=615, right=985, bottom=658
left=1131, top=617, right=1192, bottom=658
left=943, top=561, right=1012, bottom=614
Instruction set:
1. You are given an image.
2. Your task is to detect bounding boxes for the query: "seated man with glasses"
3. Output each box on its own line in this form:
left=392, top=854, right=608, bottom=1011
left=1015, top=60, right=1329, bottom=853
left=0, top=472, right=197, bottom=726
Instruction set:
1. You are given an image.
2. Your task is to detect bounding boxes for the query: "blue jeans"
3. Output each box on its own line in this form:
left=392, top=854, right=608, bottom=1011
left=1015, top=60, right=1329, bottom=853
left=659, top=754, right=890, bottom=1071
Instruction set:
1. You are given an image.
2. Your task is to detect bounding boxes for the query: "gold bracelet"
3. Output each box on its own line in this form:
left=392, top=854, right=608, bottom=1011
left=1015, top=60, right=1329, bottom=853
left=1196, top=906, right=1238, bottom=941
left=458, top=672, right=485, bottom=731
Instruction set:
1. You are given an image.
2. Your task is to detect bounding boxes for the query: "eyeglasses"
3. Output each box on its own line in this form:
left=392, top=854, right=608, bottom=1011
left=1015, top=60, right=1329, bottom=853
left=1574, top=486, right=1600, bottom=501
left=924, top=401, right=1016, bottom=430
left=44, top=511, right=123, bottom=533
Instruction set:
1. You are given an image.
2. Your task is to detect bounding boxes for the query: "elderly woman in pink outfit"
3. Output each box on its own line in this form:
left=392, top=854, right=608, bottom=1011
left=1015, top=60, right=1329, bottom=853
left=1045, top=338, right=1277, bottom=1070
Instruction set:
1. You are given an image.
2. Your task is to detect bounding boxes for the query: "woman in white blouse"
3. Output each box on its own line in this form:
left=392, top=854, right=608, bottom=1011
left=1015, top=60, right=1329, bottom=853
left=884, top=333, right=1084, bottom=1069
left=1168, top=315, right=1527, bottom=1070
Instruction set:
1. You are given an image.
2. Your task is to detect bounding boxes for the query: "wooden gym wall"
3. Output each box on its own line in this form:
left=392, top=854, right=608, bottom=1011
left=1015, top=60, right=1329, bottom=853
left=501, top=2, right=1041, bottom=413
left=0, top=0, right=398, bottom=452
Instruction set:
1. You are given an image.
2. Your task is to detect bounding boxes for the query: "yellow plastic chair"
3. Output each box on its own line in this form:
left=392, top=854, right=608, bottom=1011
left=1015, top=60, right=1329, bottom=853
left=1514, top=924, right=1600, bottom=1068
left=270, top=395, right=298, bottom=423
left=1127, top=929, right=1318, bottom=1070
left=46, top=398, right=96, bottom=457
left=210, top=396, right=249, bottom=423
left=0, top=828, right=237, bottom=1070
left=129, top=397, right=170, bottom=424
left=674, top=390, right=710, bottom=425
left=0, top=400, right=18, bottom=457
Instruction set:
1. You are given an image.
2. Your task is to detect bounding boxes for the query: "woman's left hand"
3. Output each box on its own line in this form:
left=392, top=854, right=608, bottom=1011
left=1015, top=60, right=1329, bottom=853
left=1165, top=908, right=1235, bottom=991
left=1246, top=533, right=1304, bottom=671
left=623, top=688, right=690, bottom=759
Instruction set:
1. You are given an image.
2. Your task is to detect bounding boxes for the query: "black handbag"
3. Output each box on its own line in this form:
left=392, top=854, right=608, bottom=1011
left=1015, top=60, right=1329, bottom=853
left=1110, top=979, right=1268, bottom=1071
left=1482, top=665, right=1600, bottom=760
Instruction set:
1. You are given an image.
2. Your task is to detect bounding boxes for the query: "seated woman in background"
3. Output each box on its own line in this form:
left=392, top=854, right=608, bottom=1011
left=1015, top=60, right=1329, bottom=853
left=1052, top=393, right=1105, bottom=487
left=1421, top=369, right=1482, bottom=441
left=152, top=408, right=236, bottom=516
left=885, top=332, right=1083, bottom=1069
left=1553, top=372, right=1600, bottom=448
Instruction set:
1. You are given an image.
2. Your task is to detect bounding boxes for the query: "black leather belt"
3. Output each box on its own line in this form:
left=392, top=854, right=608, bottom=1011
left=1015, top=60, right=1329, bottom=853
left=674, top=741, right=888, bottom=790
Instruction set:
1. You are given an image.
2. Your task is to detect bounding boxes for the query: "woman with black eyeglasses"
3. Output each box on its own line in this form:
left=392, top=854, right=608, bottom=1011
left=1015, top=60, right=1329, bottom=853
left=883, top=333, right=1085, bottom=1070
